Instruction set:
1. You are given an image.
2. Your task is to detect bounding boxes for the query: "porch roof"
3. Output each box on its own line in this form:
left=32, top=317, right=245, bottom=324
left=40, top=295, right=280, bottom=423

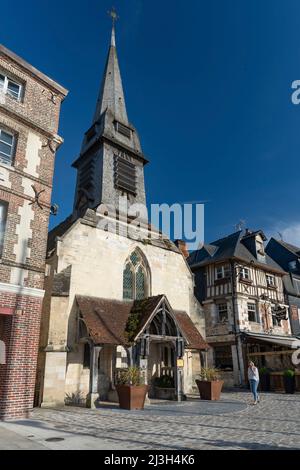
left=242, top=331, right=300, bottom=349
left=76, top=295, right=208, bottom=350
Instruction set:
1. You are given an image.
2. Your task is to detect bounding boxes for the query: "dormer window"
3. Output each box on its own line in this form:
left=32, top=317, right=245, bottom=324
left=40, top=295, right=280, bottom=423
left=256, top=240, right=265, bottom=256
left=289, top=260, right=297, bottom=271
left=0, top=73, right=22, bottom=101
left=115, top=121, right=131, bottom=139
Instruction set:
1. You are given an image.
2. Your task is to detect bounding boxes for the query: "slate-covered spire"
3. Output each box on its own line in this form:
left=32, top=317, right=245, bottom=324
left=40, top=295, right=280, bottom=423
left=93, top=23, right=128, bottom=124
left=72, top=11, right=147, bottom=218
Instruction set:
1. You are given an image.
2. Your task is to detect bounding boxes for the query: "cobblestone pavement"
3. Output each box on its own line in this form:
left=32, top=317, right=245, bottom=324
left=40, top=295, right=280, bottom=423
left=0, top=391, right=300, bottom=450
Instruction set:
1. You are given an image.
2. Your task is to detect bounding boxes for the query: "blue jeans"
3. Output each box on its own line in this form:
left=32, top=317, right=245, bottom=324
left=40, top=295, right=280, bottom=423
left=249, top=379, right=259, bottom=401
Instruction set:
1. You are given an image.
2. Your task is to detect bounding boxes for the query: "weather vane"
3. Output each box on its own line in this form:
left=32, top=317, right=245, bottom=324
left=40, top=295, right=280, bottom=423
left=108, top=7, right=119, bottom=26
left=235, top=219, right=246, bottom=231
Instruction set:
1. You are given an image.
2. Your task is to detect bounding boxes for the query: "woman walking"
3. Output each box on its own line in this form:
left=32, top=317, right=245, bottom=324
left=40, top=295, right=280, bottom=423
left=248, top=361, right=260, bottom=405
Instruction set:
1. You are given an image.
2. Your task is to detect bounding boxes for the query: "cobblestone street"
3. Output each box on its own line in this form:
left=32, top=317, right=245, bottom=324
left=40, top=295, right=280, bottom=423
left=0, top=391, right=299, bottom=450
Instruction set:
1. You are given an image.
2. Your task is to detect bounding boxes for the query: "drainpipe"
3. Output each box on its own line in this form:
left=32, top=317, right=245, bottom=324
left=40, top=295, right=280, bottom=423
left=230, top=260, right=243, bottom=386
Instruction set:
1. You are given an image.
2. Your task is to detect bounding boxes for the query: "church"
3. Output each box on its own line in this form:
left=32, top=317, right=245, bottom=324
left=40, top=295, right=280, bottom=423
left=35, top=20, right=208, bottom=408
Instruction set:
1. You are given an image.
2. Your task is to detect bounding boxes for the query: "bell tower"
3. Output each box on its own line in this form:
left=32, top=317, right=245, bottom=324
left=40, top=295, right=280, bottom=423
left=72, top=10, right=148, bottom=217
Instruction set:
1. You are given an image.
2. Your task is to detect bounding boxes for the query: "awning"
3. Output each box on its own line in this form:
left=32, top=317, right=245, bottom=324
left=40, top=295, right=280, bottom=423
left=242, top=331, right=300, bottom=349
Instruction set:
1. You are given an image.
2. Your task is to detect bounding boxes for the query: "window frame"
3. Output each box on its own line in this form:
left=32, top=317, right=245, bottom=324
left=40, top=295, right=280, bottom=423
left=216, top=264, right=231, bottom=280
left=240, top=267, right=250, bottom=280
left=214, top=345, right=233, bottom=371
left=0, top=200, right=8, bottom=257
left=217, top=303, right=228, bottom=322
left=123, top=250, right=150, bottom=301
left=0, top=73, right=22, bottom=101
left=247, top=302, right=258, bottom=323
left=266, top=274, right=276, bottom=288
left=0, top=128, right=15, bottom=165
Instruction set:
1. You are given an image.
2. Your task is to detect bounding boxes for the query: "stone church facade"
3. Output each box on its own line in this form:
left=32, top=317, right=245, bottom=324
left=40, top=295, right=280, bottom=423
left=37, top=25, right=207, bottom=408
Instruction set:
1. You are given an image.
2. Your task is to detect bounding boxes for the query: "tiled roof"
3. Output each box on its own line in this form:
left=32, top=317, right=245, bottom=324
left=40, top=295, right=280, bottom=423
left=174, top=311, right=209, bottom=350
left=76, top=296, right=133, bottom=345
left=75, top=294, right=208, bottom=350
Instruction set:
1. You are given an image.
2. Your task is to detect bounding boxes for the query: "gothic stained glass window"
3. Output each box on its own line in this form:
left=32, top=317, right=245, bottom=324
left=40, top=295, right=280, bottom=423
left=123, top=263, right=134, bottom=300
left=130, top=251, right=139, bottom=266
left=123, top=249, right=149, bottom=300
left=136, top=266, right=145, bottom=300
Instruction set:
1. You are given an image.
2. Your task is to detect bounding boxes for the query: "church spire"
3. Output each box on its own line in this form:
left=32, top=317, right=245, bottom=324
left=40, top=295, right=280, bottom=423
left=111, top=24, right=116, bottom=47
left=72, top=8, right=147, bottom=218
left=93, top=9, right=128, bottom=124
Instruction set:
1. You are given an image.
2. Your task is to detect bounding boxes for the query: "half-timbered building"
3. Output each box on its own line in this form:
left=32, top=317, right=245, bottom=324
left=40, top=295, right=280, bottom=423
left=188, top=229, right=299, bottom=387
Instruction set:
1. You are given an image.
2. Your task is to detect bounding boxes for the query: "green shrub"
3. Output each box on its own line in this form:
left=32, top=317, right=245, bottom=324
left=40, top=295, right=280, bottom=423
left=283, top=369, right=295, bottom=378
left=116, top=366, right=144, bottom=386
left=259, top=367, right=269, bottom=375
left=198, top=367, right=221, bottom=381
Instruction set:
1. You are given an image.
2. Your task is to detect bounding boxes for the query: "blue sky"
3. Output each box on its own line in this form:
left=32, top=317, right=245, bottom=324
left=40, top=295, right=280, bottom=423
left=2, top=0, right=300, bottom=245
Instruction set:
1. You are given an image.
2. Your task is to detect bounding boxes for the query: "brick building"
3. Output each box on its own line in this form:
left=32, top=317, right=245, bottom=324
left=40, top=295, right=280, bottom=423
left=0, top=45, right=67, bottom=419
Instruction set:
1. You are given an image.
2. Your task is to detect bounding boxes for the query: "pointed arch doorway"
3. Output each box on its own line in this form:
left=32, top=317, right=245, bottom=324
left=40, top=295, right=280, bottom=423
left=128, top=296, right=186, bottom=401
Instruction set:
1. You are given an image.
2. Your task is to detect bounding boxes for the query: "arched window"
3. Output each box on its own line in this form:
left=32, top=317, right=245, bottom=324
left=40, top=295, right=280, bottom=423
left=123, top=249, right=150, bottom=300
left=123, top=263, right=134, bottom=300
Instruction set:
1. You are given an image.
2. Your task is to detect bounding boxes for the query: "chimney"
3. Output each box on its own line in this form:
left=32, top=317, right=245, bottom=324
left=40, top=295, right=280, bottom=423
left=174, top=240, right=189, bottom=258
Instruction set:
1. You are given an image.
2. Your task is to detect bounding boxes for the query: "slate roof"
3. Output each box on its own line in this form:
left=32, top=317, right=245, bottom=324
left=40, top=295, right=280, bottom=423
left=76, top=294, right=208, bottom=350
left=274, top=239, right=300, bottom=256
left=188, top=230, right=284, bottom=273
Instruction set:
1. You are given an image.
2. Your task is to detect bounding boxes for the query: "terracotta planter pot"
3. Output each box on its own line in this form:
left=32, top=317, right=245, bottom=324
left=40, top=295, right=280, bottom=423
left=196, top=380, right=224, bottom=401
left=116, top=385, right=149, bottom=410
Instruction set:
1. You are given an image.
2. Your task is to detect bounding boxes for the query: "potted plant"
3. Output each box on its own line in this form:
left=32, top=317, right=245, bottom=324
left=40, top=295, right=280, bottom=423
left=259, top=367, right=270, bottom=392
left=196, top=367, right=224, bottom=401
left=283, top=369, right=296, bottom=394
left=115, top=366, right=149, bottom=410
left=153, top=375, right=175, bottom=400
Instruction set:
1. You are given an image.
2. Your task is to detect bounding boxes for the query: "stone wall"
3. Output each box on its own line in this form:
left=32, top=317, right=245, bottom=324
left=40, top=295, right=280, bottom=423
left=41, top=220, right=206, bottom=405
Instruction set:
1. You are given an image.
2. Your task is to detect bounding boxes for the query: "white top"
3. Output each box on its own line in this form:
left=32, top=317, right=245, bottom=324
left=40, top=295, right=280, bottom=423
left=248, top=366, right=259, bottom=381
